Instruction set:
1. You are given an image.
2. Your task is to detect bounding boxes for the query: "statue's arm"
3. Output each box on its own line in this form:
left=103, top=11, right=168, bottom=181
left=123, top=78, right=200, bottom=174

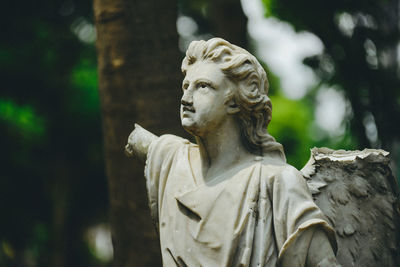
left=125, top=123, right=158, bottom=161
left=306, top=229, right=340, bottom=267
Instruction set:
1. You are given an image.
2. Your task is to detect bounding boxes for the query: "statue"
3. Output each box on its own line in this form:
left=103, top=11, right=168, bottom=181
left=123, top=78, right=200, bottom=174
left=302, top=148, right=400, bottom=266
left=125, top=38, right=399, bottom=266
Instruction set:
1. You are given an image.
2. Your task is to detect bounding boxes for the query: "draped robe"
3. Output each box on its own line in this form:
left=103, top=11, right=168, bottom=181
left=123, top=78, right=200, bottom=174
left=144, top=135, right=336, bottom=266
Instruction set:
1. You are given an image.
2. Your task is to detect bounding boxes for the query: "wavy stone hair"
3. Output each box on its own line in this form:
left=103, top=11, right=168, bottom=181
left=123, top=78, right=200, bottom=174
left=181, top=38, right=285, bottom=159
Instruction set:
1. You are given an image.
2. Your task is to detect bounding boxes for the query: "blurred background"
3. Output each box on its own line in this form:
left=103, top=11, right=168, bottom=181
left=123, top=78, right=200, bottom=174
left=1, top=0, right=399, bottom=266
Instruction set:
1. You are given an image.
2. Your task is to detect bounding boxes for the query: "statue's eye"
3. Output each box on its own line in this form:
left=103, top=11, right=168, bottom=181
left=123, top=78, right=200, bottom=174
left=199, top=83, right=207, bottom=88
left=198, top=82, right=212, bottom=90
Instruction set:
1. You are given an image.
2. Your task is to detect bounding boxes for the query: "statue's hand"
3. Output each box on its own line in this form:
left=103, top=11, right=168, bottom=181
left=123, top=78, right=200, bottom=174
left=125, top=124, right=158, bottom=161
left=125, top=124, right=140, bottom=157
left=124, top=139, right=134, bottom=157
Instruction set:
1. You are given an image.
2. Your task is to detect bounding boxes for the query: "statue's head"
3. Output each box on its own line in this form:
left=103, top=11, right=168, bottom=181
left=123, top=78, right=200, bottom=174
left=181, top=38, right=284, bottom=158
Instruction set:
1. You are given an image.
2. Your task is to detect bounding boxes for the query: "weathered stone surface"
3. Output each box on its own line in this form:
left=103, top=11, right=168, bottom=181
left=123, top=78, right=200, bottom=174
left=126, top=38, right=339, bottom=266
left=302, top=148, right=400, bottom=267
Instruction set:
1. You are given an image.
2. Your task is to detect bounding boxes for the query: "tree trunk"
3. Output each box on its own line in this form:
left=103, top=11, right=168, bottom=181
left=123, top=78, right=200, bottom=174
left=93, top=0, right=182, bottom=265
left=210, top=0, right=248, bottom=48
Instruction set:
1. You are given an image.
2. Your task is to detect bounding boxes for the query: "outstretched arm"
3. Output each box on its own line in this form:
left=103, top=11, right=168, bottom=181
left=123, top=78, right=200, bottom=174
left=125, top=124, right=158, bottom=161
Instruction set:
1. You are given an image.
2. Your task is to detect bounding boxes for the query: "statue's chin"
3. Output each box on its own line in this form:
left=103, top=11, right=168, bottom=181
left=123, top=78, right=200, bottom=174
left=181, top=118, right=200, bottom=136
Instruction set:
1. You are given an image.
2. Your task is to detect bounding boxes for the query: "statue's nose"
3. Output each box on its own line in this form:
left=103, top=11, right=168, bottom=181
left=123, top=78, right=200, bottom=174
left=181, top=91, right=193, bottom=106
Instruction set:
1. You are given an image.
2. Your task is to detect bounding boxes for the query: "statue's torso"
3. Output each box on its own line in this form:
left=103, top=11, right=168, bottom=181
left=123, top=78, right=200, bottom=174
left=145, top=135, right=335, bottom=267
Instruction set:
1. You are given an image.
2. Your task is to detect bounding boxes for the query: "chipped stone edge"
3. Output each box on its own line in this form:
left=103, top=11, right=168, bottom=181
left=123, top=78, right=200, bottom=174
left=300, top=148, right=390, bottom=179
left=311, top=147, right=389, bottom=162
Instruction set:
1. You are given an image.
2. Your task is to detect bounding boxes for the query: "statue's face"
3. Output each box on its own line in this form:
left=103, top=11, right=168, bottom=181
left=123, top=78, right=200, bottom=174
left=180, top=61, right=235, bottom=137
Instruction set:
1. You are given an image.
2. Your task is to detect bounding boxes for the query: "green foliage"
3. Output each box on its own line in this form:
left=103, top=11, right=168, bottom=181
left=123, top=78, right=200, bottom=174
left=265, top=65, right=357, bottom=169
left=69, top=55, right=99, bottom=115
left=0, top=1, right=108, bottom=266
left=2, top=0, right=398, bottom=265
left=264, top=0, right=400, bottom=180
left=0, top=99, right=45, bottom=139
left=265, top=0, right=400, bottom=151
left=269, top=95, right=313, bottom=168
left=261, top=0, right=273, bottom=16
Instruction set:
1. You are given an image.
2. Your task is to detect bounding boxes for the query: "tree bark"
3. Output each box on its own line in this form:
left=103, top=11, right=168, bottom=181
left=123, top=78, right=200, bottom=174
left=209, top=0, right=248, bottom=48
left=93, top=0, right=182, bottom=265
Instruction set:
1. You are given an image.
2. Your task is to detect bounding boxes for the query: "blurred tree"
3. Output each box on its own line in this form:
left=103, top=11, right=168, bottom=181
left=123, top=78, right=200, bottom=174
left=7, top=0, right=397, bottom=266
left=263, top=0, right=400, bottom=177
left=93, top=0, right=183, bottom=265
left=0, top=1, right=109, bottom=266
left=209, top=0, right=248, bottom=47
left=178, top=0, right=248, bottom=48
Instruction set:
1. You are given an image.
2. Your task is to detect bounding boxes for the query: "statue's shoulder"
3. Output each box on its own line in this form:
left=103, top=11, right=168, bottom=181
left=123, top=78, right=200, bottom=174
left=259, top=159, right=305, bottom=185
left=157, top=134, right=189, bottom=143
left=146, top=134, right=192, bottom=165
left=259, top=157, right=298, bottom=175
left=153, top=134, right=192, bottom=150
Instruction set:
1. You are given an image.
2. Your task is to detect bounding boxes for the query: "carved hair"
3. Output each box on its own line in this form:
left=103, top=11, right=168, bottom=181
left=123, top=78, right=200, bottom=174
left=181, top=38, right=285, bottom=159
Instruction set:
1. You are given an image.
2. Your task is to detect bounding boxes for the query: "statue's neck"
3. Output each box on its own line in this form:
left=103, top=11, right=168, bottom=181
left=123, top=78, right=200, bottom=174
left=195, top=120, right=253, bottom=183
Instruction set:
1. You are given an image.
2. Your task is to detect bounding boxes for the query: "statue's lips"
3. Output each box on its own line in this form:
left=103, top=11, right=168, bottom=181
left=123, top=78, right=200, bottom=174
left=182, top=106, right=195, bottom=115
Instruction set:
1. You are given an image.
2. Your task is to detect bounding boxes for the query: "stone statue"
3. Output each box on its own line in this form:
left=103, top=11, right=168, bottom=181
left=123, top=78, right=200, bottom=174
left=125, top=37, right=347, bottom=266
left=302, top=148, right=400, bottom=267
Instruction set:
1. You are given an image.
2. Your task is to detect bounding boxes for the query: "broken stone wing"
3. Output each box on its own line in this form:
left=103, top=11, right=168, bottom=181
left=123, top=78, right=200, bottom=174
left=301, top=148, right=400, bottom=267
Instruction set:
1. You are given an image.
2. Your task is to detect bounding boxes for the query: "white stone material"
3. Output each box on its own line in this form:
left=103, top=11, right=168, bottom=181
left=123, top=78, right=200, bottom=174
left=126, top=38, right=340, bottom=266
